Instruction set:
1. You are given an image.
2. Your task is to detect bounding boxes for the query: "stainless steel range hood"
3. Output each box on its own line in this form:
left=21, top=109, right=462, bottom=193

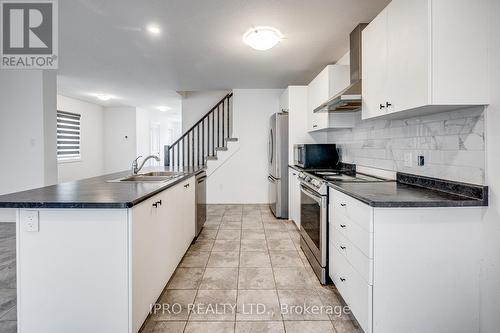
left=314, top=23, right=367, bottom=113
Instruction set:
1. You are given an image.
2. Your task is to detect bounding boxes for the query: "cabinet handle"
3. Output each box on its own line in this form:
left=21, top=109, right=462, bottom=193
left=313, top=124, right=318, bottom=128
left=152, top=202, right=158, bottom=208
left=184, top=183, right=190, bottom=188
left=340, top=203, right=346, bottom=207
left=340, top=277, right=346, bottom=282
left=379, top=103, right=385, bottom=109
left=340, top=246, right=346, bottom=250
left=340, top=224, right=346, bottom=228
left=157, top=200, right=162, bottom=206
left=292, top=173, right=296, bottom=176
left=386, top=101, right=392, bottom=108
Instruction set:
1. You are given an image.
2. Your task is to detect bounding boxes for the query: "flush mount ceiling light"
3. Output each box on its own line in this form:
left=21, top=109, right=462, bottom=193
left=146, top=24, right=161, bottom=35
left=242, top=26, right=283, bottom=51
left=93, top=94, right=114, bottom=101
left=158, top=106, right=171, bottom=112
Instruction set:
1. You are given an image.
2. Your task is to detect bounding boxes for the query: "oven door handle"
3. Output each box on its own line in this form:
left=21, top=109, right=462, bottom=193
left=300, top=184, right=322, bottom=205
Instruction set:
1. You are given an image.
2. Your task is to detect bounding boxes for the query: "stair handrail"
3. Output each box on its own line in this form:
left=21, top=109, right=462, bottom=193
left=170, top=92, right=233, bottom=148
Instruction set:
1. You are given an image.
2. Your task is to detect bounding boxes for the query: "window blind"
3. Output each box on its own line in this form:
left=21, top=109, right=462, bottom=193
left=57, top=110, right=81, bottom=161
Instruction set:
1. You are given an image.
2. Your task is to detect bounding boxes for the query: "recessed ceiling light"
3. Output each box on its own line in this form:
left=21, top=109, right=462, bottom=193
left=242, top=26, right=283, bottom=51
left=146, top=24, right=161, bottom=35
left=94, top=94, right=113, bottom=101
left=158, top=106, right=171, bottom=112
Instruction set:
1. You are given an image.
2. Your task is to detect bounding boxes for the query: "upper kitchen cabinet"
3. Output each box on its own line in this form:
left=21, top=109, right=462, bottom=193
left=308, top=65, right=357, bottom=131
left=362, top=0, right=489, bottom=120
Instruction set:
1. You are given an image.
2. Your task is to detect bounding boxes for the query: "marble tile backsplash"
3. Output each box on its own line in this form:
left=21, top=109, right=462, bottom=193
left=327, top=107, right=486, bottom=185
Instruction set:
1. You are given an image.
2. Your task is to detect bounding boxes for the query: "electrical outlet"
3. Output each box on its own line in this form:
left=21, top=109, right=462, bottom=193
left=417, top=155, right=425, bottom=166
left=404, top=152, right=412, bottom=167
left=23, top=211, right=39, bottom=232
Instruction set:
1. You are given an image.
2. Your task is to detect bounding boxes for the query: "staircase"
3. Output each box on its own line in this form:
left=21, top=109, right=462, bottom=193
left=165, top=92, right=237, bottom=167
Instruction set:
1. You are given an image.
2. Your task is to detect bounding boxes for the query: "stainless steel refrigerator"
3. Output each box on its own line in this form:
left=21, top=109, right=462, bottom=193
left=267, top=112, right=289, bottom=218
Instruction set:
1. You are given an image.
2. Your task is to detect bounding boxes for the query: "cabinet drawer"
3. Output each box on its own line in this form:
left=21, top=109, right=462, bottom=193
left=330, top=189, right=373, bottom=232
left=329, top=245, right=372, bottom=333
left=330, top=227, right=373, bottom=285
left=330, top=210, right=373, bottom=258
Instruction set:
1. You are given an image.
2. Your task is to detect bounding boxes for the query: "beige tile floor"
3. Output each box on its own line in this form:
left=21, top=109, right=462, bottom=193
left=140, top=204, right=364, bottom=333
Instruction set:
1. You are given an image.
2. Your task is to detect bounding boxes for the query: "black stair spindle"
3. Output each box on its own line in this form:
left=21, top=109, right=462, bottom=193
left=191, top=129, right=195, bottom=167
left=222, top=99, right=225, bottom=144
left=212, top=112, right=215, bottom=155
left=187, top=134, right=190, bottom=166
left=217, top=105, right=220, bottom=148
left=228, top=96, right=231, bottom=138
left=202, top=119, right=205, bottom=165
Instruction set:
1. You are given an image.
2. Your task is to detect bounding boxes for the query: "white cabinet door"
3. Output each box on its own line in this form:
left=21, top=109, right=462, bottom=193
left=362, top=0, right=488, bottom=120
left=131, top=177, right=195, bottom=333
left=386, top=0, right=429, bottom=114
left=307, top=68, right=330, bottom=131
left=308, top=65, right=353, bottom=131
left=288, top=167, right=301, bottom=228
left=362, top=8, right=388, bottom=120
left=131, top=191, right=168, bottom=333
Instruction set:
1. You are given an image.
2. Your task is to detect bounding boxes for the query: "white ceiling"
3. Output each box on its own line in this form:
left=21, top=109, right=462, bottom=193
left=57, top=0, right=390, bottom=112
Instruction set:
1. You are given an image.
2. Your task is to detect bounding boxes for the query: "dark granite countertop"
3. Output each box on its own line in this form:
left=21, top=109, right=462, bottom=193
left=325, top=168, right=489, bottom=208
left=0, top=166, right=205, bottom=209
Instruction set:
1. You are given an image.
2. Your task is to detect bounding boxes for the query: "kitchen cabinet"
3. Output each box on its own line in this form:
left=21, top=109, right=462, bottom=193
left=288, top=167, right=301, bottom=228
left=131, top=177, right=195, bottom=332
left=16, top=176, right=196, bottom=333
left=307, top=65, right=356, bottom=131
left=362, top=0, right=489, bottom=120
left=328, top=187, right=482, bottom=333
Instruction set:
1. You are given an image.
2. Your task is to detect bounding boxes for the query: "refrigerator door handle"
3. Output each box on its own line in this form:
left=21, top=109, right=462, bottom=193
left=269, top=128, right=274, bottom=164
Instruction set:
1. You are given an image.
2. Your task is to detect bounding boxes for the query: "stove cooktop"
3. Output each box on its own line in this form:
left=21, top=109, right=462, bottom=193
left=306, top=170, right=388, bottom=183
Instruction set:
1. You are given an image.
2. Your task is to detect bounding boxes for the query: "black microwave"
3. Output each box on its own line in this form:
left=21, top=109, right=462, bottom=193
left=294, top=144, right=340, bottom=169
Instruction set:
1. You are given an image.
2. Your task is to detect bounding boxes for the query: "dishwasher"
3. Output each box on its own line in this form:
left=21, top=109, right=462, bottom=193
left=195, top=170, right=207, bottom=236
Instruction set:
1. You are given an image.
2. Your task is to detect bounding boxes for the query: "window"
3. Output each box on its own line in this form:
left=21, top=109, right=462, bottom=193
left=57, top=110, right=81, bottom=161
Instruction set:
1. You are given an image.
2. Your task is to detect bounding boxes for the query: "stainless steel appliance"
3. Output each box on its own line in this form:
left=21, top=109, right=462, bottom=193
left=299, top=172, right=329, bottom=284
left=299, top=168, right=388, bottom=284
left=294, top=144, right=340, bottom=169
left=195, top=170, right=207, bottom=236
left=313, top=23, right=368, bottom=113
left=268, top=112, right=289, bottom=218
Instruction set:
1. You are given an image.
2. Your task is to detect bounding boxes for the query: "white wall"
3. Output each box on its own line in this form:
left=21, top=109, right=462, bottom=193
left=207, top=89, right=282, bottom=204
left=103, top=107, right=137, bottom=173
left=286, top=86, right=318, bottom=164
left=0, top=70, right=57, bottom=195
left=480, top=0, right=500, bottom=330
left=336, top=51, right=350, bottom=65
left=136, top=109, right=181, bottom=166
left=57, top=95, right=105, bottom=182
left=181, top=90, right=229, bottom=132
left=0, top=71, right=57, bottom=222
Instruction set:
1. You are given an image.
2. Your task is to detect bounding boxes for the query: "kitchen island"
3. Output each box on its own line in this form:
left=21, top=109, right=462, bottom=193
left=0, top=166, right=204, bottom=333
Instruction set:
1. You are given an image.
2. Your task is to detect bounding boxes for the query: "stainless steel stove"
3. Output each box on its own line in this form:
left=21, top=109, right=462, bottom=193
left=298, top=168, right=387, bottom=284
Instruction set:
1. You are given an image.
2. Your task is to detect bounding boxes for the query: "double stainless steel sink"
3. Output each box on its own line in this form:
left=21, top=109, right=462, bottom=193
left=108, top=171, right=184, bottom=183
